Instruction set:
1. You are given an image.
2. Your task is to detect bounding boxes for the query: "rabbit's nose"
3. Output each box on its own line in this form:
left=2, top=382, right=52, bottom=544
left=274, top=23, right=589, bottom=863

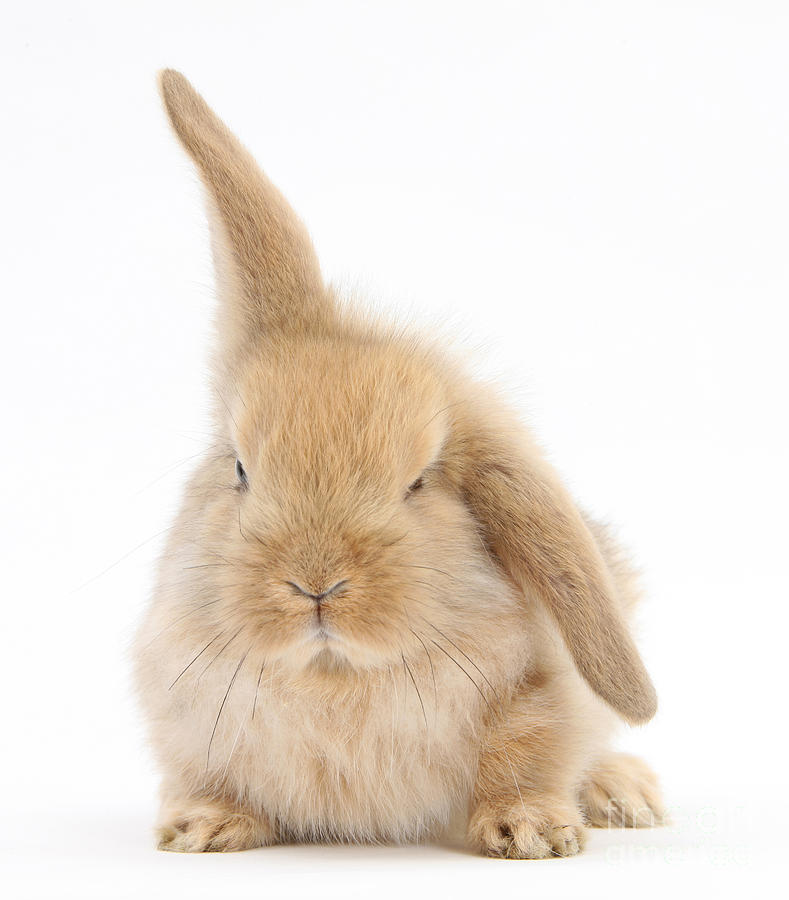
left=285, top=579, right=348, bottom=601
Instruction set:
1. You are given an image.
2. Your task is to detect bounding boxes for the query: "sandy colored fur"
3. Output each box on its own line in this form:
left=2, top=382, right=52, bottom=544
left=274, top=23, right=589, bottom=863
left=578, top=752, right=665, bottom=828
left=134, top=70, right=661, bottom=858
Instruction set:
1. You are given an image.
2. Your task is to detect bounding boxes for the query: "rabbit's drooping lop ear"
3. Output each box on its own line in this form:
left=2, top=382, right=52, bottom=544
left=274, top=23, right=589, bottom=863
left=446, top=402, right=657, bottom=725
left=158, top=70, right=334, bottom=366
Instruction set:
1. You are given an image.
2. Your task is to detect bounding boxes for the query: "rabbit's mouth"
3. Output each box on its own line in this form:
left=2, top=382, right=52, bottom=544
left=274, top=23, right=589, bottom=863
left=302, top=624, right=358, bottom=671
left=305, top=617, right=341, bottom=648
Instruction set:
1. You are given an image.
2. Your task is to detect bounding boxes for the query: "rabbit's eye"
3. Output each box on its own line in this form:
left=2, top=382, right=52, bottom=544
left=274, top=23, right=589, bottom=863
left=405, top=476, right=424, bottom=498
left=235, top=458, right=248, bottom=488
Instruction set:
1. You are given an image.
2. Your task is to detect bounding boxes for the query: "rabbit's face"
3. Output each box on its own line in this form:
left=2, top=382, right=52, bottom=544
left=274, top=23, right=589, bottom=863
left=212, top=336, right=490, bottom=671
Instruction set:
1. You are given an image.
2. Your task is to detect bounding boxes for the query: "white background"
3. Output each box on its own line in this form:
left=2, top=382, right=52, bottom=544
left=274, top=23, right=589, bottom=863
left=1, top=1, right=786, bottom=897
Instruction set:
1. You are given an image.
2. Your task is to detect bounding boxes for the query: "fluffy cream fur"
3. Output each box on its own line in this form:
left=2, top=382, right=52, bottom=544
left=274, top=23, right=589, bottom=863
left=133, top=70, right=662, bottom=858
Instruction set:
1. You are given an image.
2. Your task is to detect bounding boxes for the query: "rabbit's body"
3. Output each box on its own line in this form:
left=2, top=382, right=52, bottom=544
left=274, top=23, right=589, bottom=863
left=134, top=71, right=662, bottom=858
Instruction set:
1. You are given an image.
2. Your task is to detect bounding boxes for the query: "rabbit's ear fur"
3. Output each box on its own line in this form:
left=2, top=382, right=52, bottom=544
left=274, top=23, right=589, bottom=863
left=445, top=394, right=657, bottom=725
left=158, top=70, right=334, bottom=365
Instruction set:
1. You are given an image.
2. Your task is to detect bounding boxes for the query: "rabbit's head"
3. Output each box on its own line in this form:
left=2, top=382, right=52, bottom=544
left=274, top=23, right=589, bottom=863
left=159, top=71, right=656, bottom=723
left=210, top=331, right=472, bottom=673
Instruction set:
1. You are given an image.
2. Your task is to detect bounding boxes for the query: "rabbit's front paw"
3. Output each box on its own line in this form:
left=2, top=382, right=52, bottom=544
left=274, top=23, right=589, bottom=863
left=157, top=800, right=275, bottom=853
left=468, top=798, right=585, bottom=859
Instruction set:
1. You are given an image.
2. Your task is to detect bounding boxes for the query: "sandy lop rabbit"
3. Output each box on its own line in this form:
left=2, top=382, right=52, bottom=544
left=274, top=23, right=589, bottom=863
left=134, top=70, right=663, bottom=858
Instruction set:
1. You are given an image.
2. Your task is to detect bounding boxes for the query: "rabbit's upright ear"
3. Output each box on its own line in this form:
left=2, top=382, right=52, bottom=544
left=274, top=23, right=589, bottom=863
left=158, top=70, right=333, bottom=362
left=445, top=399, right=657, bottom=725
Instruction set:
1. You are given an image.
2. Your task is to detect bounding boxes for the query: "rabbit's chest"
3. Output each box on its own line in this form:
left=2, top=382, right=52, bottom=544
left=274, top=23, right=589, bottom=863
left=219, top=660, right=494, bottom=840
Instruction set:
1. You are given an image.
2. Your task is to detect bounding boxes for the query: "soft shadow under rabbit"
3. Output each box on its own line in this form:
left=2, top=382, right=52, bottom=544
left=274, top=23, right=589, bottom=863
left=134, top=70, right=662, bottom=858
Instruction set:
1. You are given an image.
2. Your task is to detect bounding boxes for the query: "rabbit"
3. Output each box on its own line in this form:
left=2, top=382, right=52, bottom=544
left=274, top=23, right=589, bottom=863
left=133, top=70, right=663, bottom=858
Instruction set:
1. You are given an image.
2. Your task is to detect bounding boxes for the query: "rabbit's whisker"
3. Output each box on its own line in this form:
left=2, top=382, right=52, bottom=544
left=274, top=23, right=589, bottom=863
left=140, top=598, right=221, bottom=650
left=221, top=711, right=248, bottom=782
left=415, top=400, right=465, bottom=439
left=214, top=583, right=259, bottom=591
left=401, top=653, right=428, bottom=730
left=380, top=531, right=409, bottom=549
left=394, top=563, right=459, bottom=582
left=133, top=451, right=204, bottom=496
left=403, top=579, right=441, bottom=594
left=409, top=629, right=438, bottom=725
left=194, top=625, right=244, bottom=697
left=428, top=638, right=493, bottom=716
left=427, top=623, right=504, bottom=715
left=71, top=525, right=173, bottom=595
left=387, top=664, right=399, bottom=777
left=232, top=382, right=249, bottom=412
left=252, top=659, right=266, bottom=720
left=206, top=648, right=249, bottom=771
left=221, top=646, right=256, bottom=780
left=216, top=387, right=240, bottom=430
left=169, top=630, right=226, bottom=690
left=183, top=537, right=236, bottom=565
left=401, top=592, right=435, bottom=612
